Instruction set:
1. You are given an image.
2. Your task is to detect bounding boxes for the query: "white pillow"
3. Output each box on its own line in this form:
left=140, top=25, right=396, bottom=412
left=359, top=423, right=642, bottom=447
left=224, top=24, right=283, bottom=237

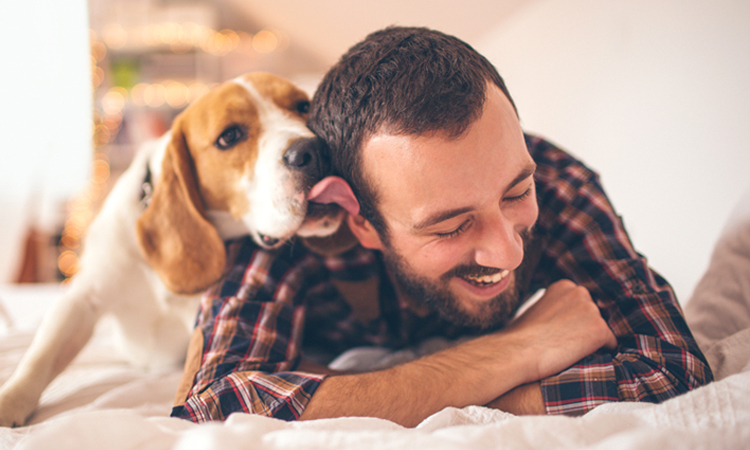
left=686, top=186, right=750, bottom=380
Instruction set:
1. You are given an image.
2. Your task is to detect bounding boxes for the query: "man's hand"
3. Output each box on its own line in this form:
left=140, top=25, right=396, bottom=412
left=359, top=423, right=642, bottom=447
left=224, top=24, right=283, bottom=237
left=486, top=280, right=617, bottom=415
left=506, top=279, right=618, bottom=383
left=301, top=279, right=616, bottom=426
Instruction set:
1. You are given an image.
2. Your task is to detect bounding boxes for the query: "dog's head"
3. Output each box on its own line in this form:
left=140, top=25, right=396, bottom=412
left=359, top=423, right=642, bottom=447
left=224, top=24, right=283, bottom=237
left=136, top=73, right=345, bottom=294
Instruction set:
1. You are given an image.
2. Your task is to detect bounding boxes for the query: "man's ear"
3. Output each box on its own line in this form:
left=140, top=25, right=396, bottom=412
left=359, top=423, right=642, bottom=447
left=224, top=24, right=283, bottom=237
left=346, top=214, right=385, bottom=250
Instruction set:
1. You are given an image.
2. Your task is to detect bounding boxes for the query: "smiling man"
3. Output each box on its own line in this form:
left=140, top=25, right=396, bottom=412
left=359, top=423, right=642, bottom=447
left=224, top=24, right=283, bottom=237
left=171, top=27, right=712, bottom=426
left=346, top=85, right=538, bottom=331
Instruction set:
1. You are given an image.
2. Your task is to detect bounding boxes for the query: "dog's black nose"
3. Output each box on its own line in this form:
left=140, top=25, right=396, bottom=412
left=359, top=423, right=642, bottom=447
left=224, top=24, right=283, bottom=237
left=283, top=137, right=329, bottom=179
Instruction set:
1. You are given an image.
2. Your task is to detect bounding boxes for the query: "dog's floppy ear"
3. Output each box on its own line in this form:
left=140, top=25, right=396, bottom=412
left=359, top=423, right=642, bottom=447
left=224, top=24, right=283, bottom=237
left=136, top=121, right=226, bottom=295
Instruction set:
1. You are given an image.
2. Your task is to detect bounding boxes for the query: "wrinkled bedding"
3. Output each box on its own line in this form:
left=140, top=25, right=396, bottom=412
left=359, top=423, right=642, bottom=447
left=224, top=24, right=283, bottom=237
left=0, top=318, right=747, bottom=450
left=2, top=192, right=749, bottom=449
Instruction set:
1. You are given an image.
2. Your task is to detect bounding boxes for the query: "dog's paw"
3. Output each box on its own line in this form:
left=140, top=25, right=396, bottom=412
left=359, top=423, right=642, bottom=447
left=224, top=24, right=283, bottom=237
left=0, top=385, right=38, bottom=427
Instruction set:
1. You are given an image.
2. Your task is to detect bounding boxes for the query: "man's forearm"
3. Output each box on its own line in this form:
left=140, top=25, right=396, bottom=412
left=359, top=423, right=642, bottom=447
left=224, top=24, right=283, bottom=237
left=300, top=280, right=616, bottom=426
left=486, top=382, right=545, bottom=415
left=300, top=331, right=533, bottom=427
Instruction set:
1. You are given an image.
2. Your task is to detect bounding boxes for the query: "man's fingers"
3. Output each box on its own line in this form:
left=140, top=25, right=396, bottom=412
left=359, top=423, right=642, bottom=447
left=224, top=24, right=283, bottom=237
left=602, top=327, right=619, bottom=351
left=544, top=279, right=577, bottom=297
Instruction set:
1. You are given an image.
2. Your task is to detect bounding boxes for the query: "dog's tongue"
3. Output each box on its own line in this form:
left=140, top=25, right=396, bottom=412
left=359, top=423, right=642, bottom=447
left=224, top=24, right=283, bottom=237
left=308, top=176, right=360, bottom=216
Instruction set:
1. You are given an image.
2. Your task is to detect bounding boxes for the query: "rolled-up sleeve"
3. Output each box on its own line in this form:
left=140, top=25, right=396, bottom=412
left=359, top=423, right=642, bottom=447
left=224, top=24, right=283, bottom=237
left=526, top=135, right=713, bottom=415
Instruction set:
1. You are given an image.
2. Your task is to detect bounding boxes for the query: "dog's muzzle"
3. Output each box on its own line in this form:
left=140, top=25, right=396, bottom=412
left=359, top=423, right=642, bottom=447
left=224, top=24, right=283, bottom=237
left=283, top=137, right=330, bottom=181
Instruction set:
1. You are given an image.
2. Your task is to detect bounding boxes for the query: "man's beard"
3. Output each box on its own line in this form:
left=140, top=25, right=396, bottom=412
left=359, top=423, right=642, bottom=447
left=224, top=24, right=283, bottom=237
left=381, top=228, right=533, bottom=330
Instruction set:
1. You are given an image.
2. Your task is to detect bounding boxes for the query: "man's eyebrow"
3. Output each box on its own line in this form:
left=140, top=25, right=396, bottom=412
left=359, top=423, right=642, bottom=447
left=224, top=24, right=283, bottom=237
left=508, top=162, right=537, bottom=192
left=413, top=206, right=474, bottom=231
left=412, top=162, right=537, bottom=232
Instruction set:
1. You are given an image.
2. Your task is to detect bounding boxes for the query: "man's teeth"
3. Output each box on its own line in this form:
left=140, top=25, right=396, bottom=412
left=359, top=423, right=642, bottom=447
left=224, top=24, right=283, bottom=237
left=464, top=269, right=510, bottom=285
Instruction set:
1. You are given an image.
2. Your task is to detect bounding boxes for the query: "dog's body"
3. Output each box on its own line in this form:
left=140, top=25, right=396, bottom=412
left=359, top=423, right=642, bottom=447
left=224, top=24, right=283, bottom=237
left=0, top=73, right=343, bottom=427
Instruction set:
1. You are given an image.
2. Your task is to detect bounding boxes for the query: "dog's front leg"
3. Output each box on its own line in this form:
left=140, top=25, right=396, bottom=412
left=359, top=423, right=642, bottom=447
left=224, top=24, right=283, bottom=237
left=0, top=286, right=100, bottom=427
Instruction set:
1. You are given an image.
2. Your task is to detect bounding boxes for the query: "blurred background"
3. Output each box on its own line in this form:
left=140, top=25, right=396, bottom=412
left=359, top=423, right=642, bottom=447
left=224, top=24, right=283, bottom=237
left=0, top=0, right=748, bottom=305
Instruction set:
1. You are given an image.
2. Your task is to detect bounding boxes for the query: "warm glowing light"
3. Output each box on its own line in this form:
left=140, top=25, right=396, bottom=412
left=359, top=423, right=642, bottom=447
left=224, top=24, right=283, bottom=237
left=180, top=22, right=201, bottom=45
left=253, top=30, right=278, bottom=53
left=165, top=80, right=189, bottom=108
left=98, top=22, right=292, bottom=57
left=92, top=159, right=110, bottom=185
left=92, top=67, right=104, bottom=88
left=213, top=33, right=229, bottom=54
left=60, top=235, right=80, bottom=250
left=91, top=41, right=107, bottom=62
left=145, top=84, right=166, bottom=108
left=103, top=23, right=127, bottom=49
left=140, top=24, right=159, bottom=46
left=202, top=33, right=220, bottom=55
left=62, top=225, right=83, bottom=239
left=158, top=22, right=180, bottom=45
left=236, top=31, right=255, bottom=55
left=58, top=251, right=80, bottom=277
left=131, top=83, right=149, bottom=107
left=102, top=117, right=120, bottom=131
left=219, top=29, right=239, bottom=52
left=94, top=124, right=111, bottom=146
left=102, top=88, right=127, bottom=115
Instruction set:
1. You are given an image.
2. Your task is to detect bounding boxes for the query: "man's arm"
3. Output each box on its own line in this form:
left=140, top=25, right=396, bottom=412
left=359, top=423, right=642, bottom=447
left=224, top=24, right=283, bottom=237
left=174, top=236, right=614, bottom=425
left=486, top=382, right=545, bottom=415
left=525, top=134, right=713, bottom=415
left=300, top=280, right=615, bottom=426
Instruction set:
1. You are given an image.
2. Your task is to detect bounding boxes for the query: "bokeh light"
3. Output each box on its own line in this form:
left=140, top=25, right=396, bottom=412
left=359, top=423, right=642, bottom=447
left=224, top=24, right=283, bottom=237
left=253, top=30, right=278, bottom=53
left=102, top=23, right=127, bottom=49
left=165, top=80, right=189, bottom=108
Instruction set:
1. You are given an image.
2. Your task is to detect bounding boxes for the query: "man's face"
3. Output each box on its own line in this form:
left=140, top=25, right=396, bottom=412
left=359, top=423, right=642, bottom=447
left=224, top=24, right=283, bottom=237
left=357, top=84, right=538, bottom=329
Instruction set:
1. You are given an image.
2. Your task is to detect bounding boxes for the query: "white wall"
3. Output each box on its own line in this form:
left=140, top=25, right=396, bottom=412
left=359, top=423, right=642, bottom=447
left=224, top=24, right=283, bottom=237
left=0, top=0, right=92, bottom=282
left=475, top=0, right=750, bottom=303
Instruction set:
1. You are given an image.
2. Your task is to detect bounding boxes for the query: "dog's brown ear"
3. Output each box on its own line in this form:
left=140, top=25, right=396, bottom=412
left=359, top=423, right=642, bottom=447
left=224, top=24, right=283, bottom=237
left=136, top=122, right=226, bottom=295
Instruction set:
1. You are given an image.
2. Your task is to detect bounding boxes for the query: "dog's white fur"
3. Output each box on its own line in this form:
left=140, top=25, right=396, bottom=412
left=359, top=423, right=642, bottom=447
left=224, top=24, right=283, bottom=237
left=0, top=73, right=340, bottom=427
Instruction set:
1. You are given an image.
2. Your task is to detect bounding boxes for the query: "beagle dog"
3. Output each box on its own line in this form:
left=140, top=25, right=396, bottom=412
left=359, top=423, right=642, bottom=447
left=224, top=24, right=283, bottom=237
left=0, top=73, right=347, bottom=427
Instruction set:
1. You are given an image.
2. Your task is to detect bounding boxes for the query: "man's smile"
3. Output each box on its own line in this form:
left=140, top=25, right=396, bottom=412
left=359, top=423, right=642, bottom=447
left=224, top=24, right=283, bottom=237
left=462, top=269, right=510, bottom=286
left=453, top=269, right=514, bottom=300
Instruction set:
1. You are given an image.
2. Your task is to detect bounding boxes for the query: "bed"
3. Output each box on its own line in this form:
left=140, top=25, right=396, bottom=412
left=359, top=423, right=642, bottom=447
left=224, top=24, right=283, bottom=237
left=2, top=194, right=749, bottom=450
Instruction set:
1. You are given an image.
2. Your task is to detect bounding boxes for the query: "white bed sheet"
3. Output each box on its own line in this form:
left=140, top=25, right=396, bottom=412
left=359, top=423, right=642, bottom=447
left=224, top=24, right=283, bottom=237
left=0, top=284, right=746, bottom=450
left=2, top=188, right=750, bottom=450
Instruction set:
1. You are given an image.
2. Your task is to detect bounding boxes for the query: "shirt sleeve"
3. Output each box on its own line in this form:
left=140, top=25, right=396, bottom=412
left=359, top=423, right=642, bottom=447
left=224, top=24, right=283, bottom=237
left=526, top=135, right=713, bottom=415
left=170, top=237, right=327, bottom=422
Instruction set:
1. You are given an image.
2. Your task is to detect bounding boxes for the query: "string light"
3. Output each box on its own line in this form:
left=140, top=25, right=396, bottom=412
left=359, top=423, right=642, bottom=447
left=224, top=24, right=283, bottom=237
left=97, top=21, right=285, bottom=56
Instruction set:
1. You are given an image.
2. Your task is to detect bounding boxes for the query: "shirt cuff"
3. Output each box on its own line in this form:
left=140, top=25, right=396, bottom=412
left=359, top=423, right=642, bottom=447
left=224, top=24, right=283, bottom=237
left=540, top=353, right=619, bottom=415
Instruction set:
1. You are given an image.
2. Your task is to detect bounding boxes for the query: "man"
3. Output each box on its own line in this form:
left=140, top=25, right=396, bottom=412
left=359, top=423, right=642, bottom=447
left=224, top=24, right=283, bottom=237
left=171, top=27, right=712, bottom=426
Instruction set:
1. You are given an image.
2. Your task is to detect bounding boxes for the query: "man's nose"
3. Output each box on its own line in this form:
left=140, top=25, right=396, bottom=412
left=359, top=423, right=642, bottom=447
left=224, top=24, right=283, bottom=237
left=472, top=214, right=525, bottom=270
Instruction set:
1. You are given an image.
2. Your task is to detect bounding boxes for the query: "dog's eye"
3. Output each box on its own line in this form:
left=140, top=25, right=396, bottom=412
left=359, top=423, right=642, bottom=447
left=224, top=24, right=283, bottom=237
left=215, top=126, right=245, bottom=150
left=295, top=100, right=310, bottom=115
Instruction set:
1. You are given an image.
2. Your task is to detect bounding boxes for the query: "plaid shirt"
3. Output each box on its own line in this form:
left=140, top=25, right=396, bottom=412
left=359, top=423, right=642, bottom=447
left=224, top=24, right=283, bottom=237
left=171, top=134, right=712, bottom=422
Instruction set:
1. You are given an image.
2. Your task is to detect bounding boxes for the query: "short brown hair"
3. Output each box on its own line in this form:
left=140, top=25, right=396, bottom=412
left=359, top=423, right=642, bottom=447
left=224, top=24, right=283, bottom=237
left=309, top=26, right=517, bottom=240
